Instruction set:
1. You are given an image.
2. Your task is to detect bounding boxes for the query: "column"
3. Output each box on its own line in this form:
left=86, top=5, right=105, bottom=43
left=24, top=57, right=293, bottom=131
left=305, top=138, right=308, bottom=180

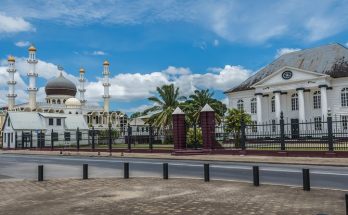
left=319, top=85, right=328, bottom=119
left=172, top=107, right=186, bottom=150
left=200, top=104, right=216, bottom=150
left=255, top=93, right=263, bottom=123
left=297, top=88, right=305, bottom=122
left=274, top=91, right=281, bottom=121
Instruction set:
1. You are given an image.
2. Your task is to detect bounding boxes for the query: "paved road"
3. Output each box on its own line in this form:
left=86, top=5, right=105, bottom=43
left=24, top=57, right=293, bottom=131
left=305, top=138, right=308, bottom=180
left=1, top=154, right=348, bottom=190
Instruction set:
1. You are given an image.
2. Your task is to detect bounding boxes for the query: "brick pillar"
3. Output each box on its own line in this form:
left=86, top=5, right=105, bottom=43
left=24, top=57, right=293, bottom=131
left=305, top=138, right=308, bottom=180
left=200, top=104, right=215, bottom=150
left=172, top=107, right=186, bottom=150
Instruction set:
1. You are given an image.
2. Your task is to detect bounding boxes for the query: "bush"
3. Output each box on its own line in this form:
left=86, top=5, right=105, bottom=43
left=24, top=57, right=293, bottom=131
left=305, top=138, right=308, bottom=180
left=186, top=127, right=202, bottom=148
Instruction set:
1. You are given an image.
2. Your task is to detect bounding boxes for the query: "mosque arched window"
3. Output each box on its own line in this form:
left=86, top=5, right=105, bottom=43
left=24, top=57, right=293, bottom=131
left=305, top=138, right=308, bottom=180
left=57, top=99, right=61, bottom=104
left=52, top=99, right=56, bottom=104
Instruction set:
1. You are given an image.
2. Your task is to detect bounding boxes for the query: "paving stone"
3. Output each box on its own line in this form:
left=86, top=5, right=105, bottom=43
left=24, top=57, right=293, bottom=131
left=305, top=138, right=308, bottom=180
left=0, top=178, right=345, bottom=215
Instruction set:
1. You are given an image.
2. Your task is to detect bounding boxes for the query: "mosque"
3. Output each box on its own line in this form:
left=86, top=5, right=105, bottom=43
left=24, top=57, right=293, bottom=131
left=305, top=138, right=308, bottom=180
left=0, top=45, right=127, bottom=148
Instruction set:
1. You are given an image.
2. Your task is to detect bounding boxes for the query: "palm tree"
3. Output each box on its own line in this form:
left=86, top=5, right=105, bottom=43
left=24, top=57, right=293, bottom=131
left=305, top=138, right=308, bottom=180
left=182, top=89, right=226, bottom=125
left=182, top=89, right=226, bottom=149
left=144, top=84, right=185, bottom=128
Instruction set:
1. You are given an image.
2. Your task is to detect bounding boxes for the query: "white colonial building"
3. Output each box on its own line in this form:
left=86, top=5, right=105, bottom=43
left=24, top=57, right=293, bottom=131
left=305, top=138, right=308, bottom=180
left=225, top=43, right=348, bottom=126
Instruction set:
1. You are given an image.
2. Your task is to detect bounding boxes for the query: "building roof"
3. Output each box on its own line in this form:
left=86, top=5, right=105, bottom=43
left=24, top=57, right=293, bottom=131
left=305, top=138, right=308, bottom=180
left=64, top=115, right=88, bottom=130
left=7, top=112, right=45, bottom=130
left=225, top=43, right=348, bottom=93
left=45, top=72, right=77, bottom=96
left=4, top=112, right=88, bottom=130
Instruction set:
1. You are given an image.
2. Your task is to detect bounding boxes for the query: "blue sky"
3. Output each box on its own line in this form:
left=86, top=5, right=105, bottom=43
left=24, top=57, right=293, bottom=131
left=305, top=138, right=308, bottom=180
left=0, top=0, right=348, bottom=114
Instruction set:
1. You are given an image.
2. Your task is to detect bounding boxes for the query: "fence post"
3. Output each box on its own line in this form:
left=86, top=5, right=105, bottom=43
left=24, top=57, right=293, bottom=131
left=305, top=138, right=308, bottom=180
left=240, top=119, right=246, bottom=150
left=204, top=163, right=210, bottom=182
left=108, top=123, right=112, bottom=153
left=327, top=112, right=334, bottom=152
left=345, top=194, right=348, bottom=215
left=76, top=127, right=80, bottom=151
left=163, top=163, right=168, bottom=179
left=83, top=164, right=88, bottom=180
left=127, top=124, right=132, bottom=151
left=303, top=169, right=310, bottom=191
left=15, top=132, right=17, bottom=149
left=253, top=166, right=260, bottom=186
left=38, top=165, right=44, bottom=181
left=124, top=162, right=129, bottom=179
left=91, top=126, right=95, bottom=151
left=201, top=104, right=216, bottom=150
left=39, top=131, right=43, bottom=149
left=280, top=112, right=285, bottom=151
left=51, top=129, right=54, bottom=150
left=30, top=130, right=33, bottom=148
left=149, top=125, right=153, bottom=151
left=21, top=131, right=24, bottom=149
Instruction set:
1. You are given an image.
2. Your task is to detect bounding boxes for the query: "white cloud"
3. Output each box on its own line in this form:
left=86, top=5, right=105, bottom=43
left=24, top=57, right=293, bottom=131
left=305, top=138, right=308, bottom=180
left=0, top=55, right=251, bottom=109
left=213, top=39, right=219, bottom=47
left=0, top=13, right=34, bottom=33
left=275, top=48, right=301, bottom=58
left=92, top=51, right=107, bottom=56
left=3, top=1, right=348, bottom=42
left=15, top=41, right=31, bottom=47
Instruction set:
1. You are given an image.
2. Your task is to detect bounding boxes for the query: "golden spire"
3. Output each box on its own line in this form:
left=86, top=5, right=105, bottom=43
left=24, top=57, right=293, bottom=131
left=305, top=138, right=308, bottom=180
left=79, top=67, right=85, bottom=73
left=103, top=60, right=110, bottom=66
left=7, top=55, right=15, bottom=62
left=28, top=44, right=37, bottom=52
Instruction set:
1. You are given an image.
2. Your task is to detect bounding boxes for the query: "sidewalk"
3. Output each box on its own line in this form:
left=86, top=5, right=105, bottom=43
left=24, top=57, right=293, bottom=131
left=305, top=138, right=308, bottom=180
left=0, top=178, right=344, bottom=215
left=3, top=149, right=348, bottom=166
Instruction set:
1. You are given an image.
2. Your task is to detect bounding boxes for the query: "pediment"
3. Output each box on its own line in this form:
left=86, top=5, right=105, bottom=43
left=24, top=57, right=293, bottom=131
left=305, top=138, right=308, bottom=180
left=252, top=66, right=329, bottom=87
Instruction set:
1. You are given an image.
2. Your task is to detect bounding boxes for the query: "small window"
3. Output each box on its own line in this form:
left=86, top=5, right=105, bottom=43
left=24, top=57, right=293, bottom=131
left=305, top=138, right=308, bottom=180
left=49, top=118, right=54, bottom=126
left=7, top=118, right=10, bottom=127
left=314, top=117, right=322, bottom=130
left=272, top=120, right=276, bottom=133
left=291, top=93, right=298, bottom=111
left=77, top=132, right=82, bottom=141
left=271, top=96, right=275, bottom=113
left=11, top=133, right=13, bottom=143
left=250, top=98, right=257, bottom=114
left=342, top=116, right=348, bottom=130
left=51, top=132, right=58, bottom=141
left=313, top=91, right=321, bottom=109
left=64, top=132, right=71, bottom=141
left=342, top=88, right=348, bottom=107
left=56, top=118, right=61, bottom=126
left=237, top=99, right=244, bottom=111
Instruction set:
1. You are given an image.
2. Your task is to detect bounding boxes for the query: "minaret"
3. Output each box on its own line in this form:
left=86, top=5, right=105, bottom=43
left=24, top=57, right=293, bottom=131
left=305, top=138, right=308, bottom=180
left=78, top=67, right=86, bottom=106
left=27, top=44, right=38, bottom=110
left=102, top=60, right=111, bottom=112
left=7, top=55, right=17, bottom=110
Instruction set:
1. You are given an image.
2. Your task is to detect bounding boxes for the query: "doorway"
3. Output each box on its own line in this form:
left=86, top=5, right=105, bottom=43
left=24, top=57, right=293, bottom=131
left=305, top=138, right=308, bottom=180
left=291, top=118, right=299, bottom=138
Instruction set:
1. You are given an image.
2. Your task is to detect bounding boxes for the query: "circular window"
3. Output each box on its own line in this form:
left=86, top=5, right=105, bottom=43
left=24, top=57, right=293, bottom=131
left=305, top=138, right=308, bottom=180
left=282, top=71, right=293, bottom=80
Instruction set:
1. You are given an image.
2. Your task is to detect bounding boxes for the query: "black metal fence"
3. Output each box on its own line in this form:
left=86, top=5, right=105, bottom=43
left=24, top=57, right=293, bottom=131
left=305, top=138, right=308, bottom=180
left=7, top=125, right=173, bottom=151
left=215, top=112, right=348, bottom=151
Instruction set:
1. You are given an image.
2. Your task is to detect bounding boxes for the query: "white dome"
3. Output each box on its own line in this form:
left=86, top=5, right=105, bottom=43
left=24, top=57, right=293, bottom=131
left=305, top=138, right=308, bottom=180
left=65, top=97, right=81, bottom=107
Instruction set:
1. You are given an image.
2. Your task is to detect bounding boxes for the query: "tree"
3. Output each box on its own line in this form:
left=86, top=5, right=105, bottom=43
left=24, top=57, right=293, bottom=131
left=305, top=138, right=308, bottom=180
left=143, top=84, right=185, bottom=128
left=130, top=112, right=144, bottom=119
left=182, top=89, right=226, bottom=125
left=224, top=108, right=252, bottom=148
